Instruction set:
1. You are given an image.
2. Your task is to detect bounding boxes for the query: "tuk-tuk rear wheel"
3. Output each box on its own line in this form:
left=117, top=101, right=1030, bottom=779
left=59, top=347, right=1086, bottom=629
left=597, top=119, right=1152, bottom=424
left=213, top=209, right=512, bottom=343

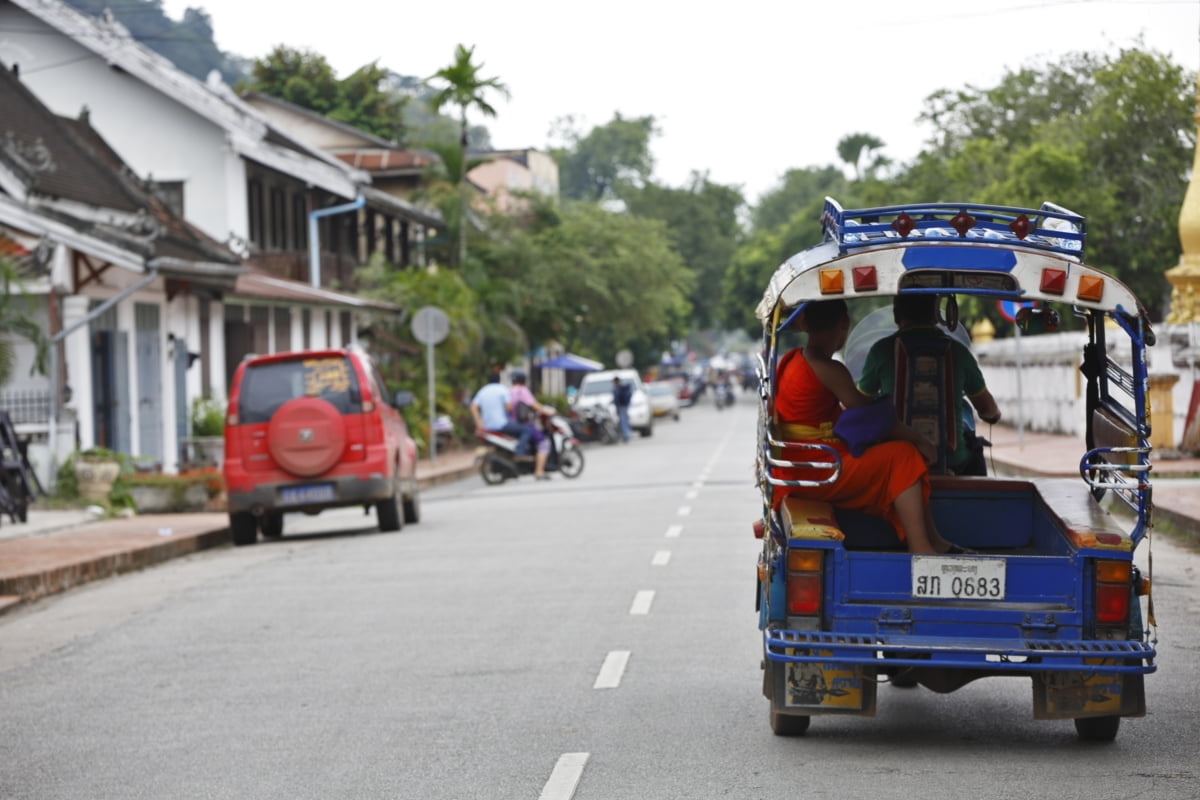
left=769, top=708, right=811, bottom=737
left=1074, top=715, right=1120, bottom=742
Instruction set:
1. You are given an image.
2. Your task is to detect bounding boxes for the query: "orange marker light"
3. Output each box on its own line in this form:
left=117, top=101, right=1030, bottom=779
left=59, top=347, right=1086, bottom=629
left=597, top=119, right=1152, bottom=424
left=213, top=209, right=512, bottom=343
left=852, top=265, right=878, bottom=292
left=787, top=549, right=822, bottom=573
left=1077, top=274, right=1105, bottom=302
left=819, top=269, right=844, bottom=294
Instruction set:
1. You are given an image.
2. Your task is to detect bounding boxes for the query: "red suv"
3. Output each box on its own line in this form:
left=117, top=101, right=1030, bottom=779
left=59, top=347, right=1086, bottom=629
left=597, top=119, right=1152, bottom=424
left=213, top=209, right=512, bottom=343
left=223, top=347, right=419, bottom=545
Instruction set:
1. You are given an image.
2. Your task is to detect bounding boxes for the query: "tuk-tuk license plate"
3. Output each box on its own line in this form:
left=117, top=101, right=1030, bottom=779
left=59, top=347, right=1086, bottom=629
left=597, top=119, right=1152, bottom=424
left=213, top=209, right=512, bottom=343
left=279, top=483, right=335, bottom=505
left=911, top=556, right=1005, bottom=600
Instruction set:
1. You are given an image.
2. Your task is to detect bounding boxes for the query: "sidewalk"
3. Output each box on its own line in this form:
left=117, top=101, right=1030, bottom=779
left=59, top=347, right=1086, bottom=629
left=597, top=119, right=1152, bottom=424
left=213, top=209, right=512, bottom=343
left=0, top=447, right=479, bottom=615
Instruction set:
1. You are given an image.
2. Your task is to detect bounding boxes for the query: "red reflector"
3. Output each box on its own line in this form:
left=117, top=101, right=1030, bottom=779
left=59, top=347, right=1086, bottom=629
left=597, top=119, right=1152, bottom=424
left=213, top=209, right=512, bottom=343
left=852, top=265, right=878, bottom=292
left=891, top=212, right=915, bottom=237
left=950, top=211, right=976, bottom=236
left=753, top=519, right=764, bottom=539
left=786, top=574, right=821, bottom=616
left=1040, top=268, right=1067, bottom=294
left=1095, top=583, right=1129, bottom=625
left=1009, top=214, right=1031, bottom=239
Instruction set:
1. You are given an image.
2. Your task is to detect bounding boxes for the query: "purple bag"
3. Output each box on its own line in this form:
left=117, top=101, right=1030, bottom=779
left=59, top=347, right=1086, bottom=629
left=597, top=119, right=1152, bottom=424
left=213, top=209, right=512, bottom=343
left=833, top=397, right=896, bottom=457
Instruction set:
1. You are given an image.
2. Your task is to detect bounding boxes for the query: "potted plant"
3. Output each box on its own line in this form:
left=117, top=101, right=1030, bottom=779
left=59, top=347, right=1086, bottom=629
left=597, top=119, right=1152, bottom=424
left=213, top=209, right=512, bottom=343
left=72, top=448, right=122, bottom=503
left=189, top=396, right=226, bottom=466
left=121, top=468, right=224, bottom=513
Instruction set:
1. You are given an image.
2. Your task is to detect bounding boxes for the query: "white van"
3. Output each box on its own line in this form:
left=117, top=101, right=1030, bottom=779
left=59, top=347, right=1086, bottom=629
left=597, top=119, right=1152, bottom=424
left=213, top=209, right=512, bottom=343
left=573, top=369, right=653, bottom=437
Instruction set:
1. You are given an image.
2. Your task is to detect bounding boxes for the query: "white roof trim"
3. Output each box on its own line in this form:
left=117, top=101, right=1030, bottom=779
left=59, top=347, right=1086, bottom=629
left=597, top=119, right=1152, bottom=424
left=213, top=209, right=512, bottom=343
left=10, top=0, right=366, bottom=189
left=0, top=195, right=145, bottom=271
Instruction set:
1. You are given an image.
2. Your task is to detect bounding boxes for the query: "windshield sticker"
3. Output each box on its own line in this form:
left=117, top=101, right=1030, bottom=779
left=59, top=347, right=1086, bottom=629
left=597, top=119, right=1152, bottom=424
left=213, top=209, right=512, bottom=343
left=302, top=358, right=350, bottom=395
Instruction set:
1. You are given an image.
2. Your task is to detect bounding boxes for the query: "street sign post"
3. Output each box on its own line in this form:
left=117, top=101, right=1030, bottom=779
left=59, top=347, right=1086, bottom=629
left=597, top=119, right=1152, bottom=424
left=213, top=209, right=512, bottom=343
left=412, top=306, right=450, bottom=463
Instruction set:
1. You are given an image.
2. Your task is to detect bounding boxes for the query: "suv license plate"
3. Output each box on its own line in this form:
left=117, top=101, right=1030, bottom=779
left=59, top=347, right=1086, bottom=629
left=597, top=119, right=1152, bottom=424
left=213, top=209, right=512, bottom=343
left=911, top=556, right=1005, bottom=600
left=280, top=483, right=335, bottom=505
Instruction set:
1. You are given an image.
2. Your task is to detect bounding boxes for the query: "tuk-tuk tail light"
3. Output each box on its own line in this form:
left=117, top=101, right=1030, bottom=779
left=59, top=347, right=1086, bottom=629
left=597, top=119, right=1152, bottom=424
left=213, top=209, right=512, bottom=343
left=786, top=548, right=823, bottom=617
left=1094, top=559, right=1131, bottom=626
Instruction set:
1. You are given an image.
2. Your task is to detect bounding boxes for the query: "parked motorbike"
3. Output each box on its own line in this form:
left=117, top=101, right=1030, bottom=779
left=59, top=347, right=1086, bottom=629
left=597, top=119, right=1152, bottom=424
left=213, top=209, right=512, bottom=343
left=476, top=411, right=585, bottom=484
left=568, top=405, right=620, bottom=445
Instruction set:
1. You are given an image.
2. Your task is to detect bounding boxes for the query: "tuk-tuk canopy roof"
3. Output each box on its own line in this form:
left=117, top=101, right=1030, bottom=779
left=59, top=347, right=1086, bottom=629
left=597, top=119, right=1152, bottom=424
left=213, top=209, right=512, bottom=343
left=757, top=198, right=1143, bottom=324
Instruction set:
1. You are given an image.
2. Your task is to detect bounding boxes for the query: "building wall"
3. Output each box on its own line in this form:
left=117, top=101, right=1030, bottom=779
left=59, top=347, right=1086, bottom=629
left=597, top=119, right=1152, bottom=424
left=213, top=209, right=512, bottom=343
left=974, top=326, right=1199, bottom=450
left=0, top=4, right=241, bottom=245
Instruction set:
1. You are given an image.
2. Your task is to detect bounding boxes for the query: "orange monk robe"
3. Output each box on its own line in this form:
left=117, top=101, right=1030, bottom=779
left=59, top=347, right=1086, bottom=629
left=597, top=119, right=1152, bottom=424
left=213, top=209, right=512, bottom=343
left=771, top=348, right=928, bottom=540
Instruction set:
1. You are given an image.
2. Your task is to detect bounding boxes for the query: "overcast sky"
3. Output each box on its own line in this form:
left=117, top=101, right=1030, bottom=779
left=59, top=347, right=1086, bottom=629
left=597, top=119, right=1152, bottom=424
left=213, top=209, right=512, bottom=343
left=166, top=0, right=1200, bottom=204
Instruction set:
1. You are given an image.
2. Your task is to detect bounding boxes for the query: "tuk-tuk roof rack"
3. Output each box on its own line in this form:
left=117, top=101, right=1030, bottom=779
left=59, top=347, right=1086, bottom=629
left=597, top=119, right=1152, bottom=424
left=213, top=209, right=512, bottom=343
left=821, top=197, right=1086, bottom=259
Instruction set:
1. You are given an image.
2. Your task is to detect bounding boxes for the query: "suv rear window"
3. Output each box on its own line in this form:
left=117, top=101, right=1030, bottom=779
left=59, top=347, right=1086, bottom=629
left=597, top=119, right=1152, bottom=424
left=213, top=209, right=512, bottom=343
left=238, top=356, right=362, bottom=424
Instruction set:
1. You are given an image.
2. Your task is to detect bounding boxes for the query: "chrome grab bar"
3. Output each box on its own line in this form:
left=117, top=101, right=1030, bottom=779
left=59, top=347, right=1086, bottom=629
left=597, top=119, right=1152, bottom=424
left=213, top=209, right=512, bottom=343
left=1079, top=446, right=1152, bottom=488
left=763, top=435, right=842, bottom=488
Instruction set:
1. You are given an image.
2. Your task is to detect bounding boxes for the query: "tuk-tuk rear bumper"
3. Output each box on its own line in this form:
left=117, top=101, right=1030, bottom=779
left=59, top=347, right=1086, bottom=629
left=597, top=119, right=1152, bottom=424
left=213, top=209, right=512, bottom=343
left=765, top=629, right=1156, bottom=675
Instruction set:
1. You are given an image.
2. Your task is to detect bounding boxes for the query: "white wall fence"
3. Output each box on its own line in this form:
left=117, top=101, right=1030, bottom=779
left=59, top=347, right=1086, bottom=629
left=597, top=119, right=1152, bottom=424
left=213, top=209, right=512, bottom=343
left=974, top=322, right=1200, bottom=452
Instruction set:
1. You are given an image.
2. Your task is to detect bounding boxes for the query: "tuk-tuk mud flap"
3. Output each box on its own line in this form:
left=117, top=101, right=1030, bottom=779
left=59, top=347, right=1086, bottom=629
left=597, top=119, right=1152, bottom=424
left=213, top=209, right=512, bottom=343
left=1033, top=667, right=1146, bottom=720
left=770, top=651, right=877, bottom=715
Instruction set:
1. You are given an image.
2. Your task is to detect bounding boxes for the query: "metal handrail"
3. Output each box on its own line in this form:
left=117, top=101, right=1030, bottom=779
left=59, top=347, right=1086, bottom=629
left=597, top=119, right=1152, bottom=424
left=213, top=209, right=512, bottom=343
left=763, top=435, right=842, bottom=488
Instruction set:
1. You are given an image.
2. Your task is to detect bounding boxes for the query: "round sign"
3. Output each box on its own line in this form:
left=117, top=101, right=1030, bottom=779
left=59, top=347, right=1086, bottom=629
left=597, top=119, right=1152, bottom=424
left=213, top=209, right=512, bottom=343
left=615, top=349, right=634, bottom=368
left=996, top=299, right=1035, bottom=323
left=412, top=306, right=449, bottom=345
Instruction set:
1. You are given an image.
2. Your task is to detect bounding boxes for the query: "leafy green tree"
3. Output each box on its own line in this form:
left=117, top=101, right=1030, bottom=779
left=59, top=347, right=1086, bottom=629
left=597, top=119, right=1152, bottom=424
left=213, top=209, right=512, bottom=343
left=328, top=62, right=407, bottom=142
left=551, top=113, right=659, bottom=202
left=248, top=46, right=339, bottom=113
left=471, top=197, right=692, bottom=364
left=903, top=46, right=1195, bottom=314
left=245, top=47, right=407, bottom=142
left=621, top=172, right=744, bottom=330
left=426, top=45, right=510, bottom=267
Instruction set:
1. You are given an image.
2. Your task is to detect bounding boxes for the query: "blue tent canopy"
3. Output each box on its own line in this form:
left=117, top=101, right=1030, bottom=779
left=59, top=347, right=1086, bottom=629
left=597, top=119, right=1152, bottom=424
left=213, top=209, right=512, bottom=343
left=536, top=353, right=604, bottom=371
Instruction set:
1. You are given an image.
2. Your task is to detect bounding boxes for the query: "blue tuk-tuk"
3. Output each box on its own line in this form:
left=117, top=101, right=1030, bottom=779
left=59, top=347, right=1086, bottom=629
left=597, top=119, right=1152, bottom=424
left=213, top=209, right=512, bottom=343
left=755, top=199, right=1156, bottom=741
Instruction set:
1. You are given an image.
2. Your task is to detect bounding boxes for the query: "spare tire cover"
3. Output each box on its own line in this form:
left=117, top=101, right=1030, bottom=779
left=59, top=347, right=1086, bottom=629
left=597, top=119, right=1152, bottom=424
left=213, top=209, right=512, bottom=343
left=268, top=397, right=347, bottom=477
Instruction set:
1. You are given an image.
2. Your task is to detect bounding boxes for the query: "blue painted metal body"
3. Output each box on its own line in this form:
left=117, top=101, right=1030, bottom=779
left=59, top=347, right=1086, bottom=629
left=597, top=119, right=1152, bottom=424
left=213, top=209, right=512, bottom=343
left=755, top=198, right=1157, bottom=721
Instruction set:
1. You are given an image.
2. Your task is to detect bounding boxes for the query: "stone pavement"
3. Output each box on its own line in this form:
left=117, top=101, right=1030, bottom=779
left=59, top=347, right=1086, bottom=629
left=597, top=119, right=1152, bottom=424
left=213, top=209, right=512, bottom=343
left=1, top=429, right=1197, bottom=616
left=0, top=447, right=480, bottom=615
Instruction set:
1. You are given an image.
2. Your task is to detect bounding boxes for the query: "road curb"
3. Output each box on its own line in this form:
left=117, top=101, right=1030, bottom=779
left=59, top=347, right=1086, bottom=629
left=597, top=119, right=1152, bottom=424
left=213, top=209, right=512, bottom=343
left=0, top=526, right=231, bottom=614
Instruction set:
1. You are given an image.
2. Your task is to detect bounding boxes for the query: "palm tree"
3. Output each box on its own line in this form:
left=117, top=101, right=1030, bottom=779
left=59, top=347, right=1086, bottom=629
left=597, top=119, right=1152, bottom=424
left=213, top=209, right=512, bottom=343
left=426, top=44, right=509, bottom=267
left=836, top=133, right=890, bottom=182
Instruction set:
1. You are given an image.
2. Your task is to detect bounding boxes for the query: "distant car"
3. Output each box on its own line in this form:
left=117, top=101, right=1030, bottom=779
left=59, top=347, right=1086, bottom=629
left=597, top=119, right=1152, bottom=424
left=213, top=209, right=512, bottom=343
left=573, top=369, right=653, bottom=437
left=646, top=380, right=681, bottom=421
left=223, top=346, right=419, bottom=545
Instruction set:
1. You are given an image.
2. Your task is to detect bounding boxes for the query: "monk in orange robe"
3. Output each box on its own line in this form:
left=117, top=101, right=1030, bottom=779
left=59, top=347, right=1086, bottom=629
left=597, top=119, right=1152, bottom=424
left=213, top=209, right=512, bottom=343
left=772, top=299, right=958, bottom=555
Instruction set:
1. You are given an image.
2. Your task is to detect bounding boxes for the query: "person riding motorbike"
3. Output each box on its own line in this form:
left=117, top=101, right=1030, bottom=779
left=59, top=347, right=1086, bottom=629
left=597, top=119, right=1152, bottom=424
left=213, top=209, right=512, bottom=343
left=509, top=370, right=554, bottom=480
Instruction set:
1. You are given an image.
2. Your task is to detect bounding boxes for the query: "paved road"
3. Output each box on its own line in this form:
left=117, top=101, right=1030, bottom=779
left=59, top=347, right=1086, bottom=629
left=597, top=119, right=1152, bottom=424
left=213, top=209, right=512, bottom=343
left=2, top=397, right=1198, bottom=799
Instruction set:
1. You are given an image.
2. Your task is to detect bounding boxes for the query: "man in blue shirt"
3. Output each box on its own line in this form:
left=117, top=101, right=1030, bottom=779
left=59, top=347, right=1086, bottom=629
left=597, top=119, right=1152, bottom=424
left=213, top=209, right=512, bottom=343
left=470, top=370, right=533, bottom=453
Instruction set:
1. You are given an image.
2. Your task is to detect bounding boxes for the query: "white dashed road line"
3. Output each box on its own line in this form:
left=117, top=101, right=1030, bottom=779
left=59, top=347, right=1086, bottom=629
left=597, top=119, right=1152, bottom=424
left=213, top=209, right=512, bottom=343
left=629, top=590, right=655, bottom=615
left=651, top=550, right=671, bottom=566
left=594, top=650, right=631, bottom=689
left=677, top=505, right=692, bottom=516
left=539, top=752, right=590, bottom=800
left=665, top=524, right=682, bottom=538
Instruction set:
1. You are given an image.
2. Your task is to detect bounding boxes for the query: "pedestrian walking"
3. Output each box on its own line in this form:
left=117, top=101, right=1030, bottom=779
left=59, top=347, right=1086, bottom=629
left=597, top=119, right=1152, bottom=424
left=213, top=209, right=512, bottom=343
left=612, top=376, right=633, bottom=443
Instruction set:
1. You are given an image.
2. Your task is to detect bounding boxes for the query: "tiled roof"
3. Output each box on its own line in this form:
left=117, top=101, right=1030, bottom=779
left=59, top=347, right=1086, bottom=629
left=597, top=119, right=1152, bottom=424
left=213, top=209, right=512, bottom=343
left=336, top=149, right=437, bottom=173
left=231, top=268, right=399, bottom=312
